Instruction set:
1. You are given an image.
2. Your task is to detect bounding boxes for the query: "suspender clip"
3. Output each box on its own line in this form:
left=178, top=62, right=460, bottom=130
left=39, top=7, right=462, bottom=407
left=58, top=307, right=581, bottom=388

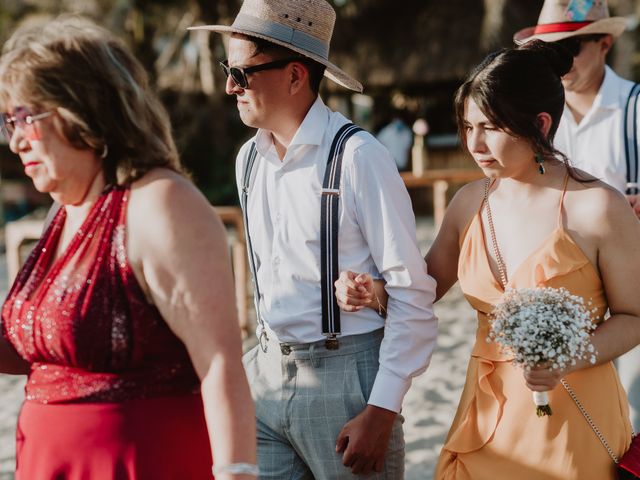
left=324, top=334, right=340, bottom=350
left=321, top=188, right=340, bottom=196
left=259, top=330, right=269, bottom=353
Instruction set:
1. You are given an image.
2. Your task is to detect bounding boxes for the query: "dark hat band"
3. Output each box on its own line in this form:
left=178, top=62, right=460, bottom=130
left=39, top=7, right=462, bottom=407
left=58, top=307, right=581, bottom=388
left=233, top=13, right=330, bottom=59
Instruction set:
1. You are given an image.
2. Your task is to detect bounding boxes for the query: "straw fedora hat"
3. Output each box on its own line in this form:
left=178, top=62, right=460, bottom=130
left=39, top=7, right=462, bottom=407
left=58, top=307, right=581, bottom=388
left=189, top=0, right=363, bottom=92
left=514, top=0, right=626, bottom=44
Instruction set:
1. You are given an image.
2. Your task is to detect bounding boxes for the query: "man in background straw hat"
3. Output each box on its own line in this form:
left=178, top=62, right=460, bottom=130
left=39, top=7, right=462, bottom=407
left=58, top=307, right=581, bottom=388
left=515, top=0, right=640, bottom=432
left=190, top=0, right=437, bottom=477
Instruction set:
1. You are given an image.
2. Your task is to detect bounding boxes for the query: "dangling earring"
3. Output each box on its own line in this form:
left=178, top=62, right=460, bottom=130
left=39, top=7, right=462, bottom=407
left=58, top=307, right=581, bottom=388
left=100, top=144, right=108, bottom=159
left=535, top=153, right=545, bottom=174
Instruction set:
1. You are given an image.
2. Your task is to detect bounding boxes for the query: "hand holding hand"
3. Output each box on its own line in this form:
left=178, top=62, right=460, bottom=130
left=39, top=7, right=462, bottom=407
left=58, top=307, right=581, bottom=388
left=334, top=271, right=375, bottom=312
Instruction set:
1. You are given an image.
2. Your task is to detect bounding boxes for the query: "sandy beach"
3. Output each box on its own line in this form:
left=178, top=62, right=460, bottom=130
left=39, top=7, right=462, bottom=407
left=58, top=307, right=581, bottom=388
left=0, top=216, right=477, bottom=479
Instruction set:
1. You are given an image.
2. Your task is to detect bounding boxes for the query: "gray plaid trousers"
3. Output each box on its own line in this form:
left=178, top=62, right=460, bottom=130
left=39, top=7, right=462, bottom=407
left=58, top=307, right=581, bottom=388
left=243, top=329, right=405, bottom=479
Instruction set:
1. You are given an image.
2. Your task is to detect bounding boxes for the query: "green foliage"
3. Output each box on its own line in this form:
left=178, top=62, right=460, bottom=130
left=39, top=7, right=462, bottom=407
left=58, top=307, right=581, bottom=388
left=0, top=0, right=247, bottom=206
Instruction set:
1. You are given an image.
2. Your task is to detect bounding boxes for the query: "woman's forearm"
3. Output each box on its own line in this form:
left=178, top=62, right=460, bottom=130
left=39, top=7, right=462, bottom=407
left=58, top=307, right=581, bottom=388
left=570, top=314, right=640, bottom=373
left=201, top=354, right=256, bottom=478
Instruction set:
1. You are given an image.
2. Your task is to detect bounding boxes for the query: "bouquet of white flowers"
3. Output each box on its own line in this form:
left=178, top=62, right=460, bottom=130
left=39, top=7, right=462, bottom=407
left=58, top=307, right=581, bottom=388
left=488, top=287, right=597, bottom=417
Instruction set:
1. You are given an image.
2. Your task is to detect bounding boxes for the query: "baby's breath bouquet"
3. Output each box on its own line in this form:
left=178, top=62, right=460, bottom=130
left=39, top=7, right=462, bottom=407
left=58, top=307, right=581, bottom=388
left=488, top=287, right=597, bottom=417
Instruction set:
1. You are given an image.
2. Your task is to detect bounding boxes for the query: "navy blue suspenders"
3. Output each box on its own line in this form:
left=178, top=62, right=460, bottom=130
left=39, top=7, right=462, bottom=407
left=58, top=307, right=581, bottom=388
left=240, top=142, right=265, bottom=349
left=320, top=123, right=363, bottom=348
left=241, top=123, right=363, bottom=352
left=624, top=83, right=640, bottom=195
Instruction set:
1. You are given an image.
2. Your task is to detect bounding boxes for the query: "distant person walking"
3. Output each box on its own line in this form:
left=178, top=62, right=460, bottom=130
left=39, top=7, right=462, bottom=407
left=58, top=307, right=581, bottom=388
left=377, top=113, right=413, bottom=171
left=514, top=0, right=640, bottom=433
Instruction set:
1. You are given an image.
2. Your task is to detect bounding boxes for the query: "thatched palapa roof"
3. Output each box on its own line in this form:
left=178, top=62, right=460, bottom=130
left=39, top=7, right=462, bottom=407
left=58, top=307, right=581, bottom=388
left=329, top=0, right=544, bottom=89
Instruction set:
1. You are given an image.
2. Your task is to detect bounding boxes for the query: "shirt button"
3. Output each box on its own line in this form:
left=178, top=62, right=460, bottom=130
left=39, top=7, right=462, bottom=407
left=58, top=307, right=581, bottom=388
left=273, top=256, right=280, bottom=265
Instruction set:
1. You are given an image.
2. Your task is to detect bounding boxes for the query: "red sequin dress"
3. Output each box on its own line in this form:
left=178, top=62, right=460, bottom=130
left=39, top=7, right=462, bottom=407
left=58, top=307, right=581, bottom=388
left=2, top=186, right=213, bottom=479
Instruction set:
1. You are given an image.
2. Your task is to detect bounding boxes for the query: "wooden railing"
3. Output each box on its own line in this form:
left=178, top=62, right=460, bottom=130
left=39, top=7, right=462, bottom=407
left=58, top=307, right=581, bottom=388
left=401, top=169, right=485, bottom=228
left=5, top=170, right=483, bottom=339
left=4, top=206, right=252, bottom=338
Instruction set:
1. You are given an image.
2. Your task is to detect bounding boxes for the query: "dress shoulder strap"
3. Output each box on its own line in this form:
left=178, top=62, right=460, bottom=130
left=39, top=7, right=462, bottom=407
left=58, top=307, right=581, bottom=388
left=479, top=178, right=496, bottom=214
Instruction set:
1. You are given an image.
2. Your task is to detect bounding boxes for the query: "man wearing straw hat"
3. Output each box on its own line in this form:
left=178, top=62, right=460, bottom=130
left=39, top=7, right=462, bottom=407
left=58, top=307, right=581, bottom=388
left=190, top=0, right=437, bottom=478
left=514, top=0, right=640, bottom=432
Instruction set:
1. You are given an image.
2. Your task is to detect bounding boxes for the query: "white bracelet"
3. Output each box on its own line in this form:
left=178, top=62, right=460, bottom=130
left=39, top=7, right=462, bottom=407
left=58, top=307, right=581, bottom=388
left=212, top=463, right=259, bottom=477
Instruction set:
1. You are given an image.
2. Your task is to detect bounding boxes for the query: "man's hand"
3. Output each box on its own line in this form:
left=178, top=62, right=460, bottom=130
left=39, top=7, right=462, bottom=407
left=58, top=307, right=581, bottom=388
left=626, top=194, right=640, bottom=219
left=335, top=404, right=396, bottom=475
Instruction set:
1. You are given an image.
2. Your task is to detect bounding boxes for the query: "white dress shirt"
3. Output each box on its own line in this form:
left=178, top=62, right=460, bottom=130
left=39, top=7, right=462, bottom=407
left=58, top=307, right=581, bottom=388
left=235, top=97, right=438, bottom=412
left=555, top=66, right=637, bottom=193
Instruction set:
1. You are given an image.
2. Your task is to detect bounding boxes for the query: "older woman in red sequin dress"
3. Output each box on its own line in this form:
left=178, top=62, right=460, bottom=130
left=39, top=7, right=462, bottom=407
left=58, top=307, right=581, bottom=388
left=0, top=17, right=256, bottom=480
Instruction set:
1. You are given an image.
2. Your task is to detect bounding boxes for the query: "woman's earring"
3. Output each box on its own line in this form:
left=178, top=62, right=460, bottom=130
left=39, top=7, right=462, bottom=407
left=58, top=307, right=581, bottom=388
left=535, top=153, right=545, bottom=174
left=100, top=144, right=108, bottom=159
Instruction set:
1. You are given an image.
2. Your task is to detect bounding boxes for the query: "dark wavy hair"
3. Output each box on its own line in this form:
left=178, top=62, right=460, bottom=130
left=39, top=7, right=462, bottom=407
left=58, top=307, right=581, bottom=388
left=454, top=40, right=585, bottom=178
left=0, top=16, right=187, bottom=185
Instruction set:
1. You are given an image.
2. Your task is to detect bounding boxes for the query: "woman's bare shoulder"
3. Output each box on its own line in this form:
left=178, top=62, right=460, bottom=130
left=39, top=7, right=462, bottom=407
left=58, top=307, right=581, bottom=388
left=128, top=168, right=211, bottom=215
left=454, top=178, right=486, bottom=200
left=446, top=178, right=485, bottom=231
left=565, top=174, right=632, bottom=235
left=130, top=167, right=194, bottom=196
left=127, top=168, right=222, bottom=243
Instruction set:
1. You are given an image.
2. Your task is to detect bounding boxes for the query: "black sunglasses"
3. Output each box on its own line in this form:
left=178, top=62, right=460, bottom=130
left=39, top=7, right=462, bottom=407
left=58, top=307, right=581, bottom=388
left=220, top=57, right=304, bottom=89
left=554, top=34, right=606, bottom=57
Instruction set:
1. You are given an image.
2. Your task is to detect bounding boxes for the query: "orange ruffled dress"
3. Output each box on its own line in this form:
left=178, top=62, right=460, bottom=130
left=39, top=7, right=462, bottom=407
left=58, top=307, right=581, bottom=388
left=435, top=179, right=632, bottom=480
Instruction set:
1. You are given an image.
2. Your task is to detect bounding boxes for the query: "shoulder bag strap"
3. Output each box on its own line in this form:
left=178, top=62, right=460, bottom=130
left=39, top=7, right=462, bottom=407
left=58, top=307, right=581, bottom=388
left=561, top=379, right=621, bottom=464
left=320, top=123, right=363, bottom=343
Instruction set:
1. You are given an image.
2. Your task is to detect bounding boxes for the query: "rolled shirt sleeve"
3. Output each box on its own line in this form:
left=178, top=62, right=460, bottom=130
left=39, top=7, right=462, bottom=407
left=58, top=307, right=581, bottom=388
left=348, top=138, right=438, bottom=413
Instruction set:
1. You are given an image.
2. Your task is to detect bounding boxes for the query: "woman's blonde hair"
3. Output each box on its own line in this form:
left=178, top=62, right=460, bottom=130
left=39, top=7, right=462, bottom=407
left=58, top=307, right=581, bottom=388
left=0, top=16, right=186, bottom=184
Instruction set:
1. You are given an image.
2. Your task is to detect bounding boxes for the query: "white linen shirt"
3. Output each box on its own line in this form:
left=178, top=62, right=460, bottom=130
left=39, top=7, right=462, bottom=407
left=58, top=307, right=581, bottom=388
left=235, top=97, right=438, bottom=413
left=555, top=66, right=637, bottom=193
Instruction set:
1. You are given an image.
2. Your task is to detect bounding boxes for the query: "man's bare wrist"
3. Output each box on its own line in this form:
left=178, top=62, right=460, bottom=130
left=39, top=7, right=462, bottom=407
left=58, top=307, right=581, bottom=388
left=365, top=403, right=397, bottom=420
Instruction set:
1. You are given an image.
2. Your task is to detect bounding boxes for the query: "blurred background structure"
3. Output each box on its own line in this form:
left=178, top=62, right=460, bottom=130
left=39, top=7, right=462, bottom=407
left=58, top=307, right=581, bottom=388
left=0, top=0, right=639, bottom=478
left=0, top=0, right=638, bottom=216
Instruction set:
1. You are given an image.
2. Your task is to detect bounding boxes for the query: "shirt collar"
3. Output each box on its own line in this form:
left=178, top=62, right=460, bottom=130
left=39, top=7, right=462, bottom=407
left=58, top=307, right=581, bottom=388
left=289, top=96, right=329, bottom=147
left=594, top=65, right=622, bottom=111
left=254, top=96, right=328, bottom=156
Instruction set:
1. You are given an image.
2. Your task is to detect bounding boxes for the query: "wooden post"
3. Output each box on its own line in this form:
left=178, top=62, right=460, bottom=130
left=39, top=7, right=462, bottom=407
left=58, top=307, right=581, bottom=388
left=400, top=169, right=485, bottom=231
left=213, top=206, right=250, bottom=339
left=5, top=219, right=45, bottom=282
left=433, top=180, right=449, bottom=230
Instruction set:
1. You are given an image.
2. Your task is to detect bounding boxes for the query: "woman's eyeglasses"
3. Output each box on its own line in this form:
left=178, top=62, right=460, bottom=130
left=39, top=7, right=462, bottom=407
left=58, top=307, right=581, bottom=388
left=220, top=57, right=304, bottom=89
left=0, top=107, right=53, bottom=142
